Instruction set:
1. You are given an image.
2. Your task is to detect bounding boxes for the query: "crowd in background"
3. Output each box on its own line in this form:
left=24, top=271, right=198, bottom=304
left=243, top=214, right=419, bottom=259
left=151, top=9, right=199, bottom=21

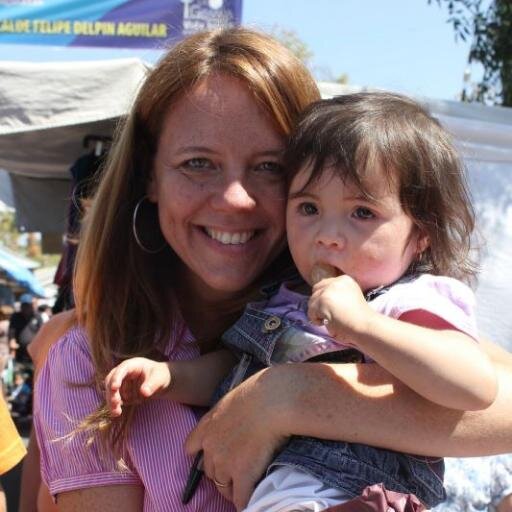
left=0, top=294, right=51, bottom=420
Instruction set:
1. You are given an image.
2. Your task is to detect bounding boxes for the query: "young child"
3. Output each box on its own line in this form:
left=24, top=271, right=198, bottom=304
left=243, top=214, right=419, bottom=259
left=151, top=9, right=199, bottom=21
left=105, top=92, right=497, bottom=511
left=7, top=371, right=32, bottom=416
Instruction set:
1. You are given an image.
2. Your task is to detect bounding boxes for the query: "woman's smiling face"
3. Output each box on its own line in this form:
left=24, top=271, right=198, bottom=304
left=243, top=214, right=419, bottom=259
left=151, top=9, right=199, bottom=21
left=148, top=73, right=288, bottom=301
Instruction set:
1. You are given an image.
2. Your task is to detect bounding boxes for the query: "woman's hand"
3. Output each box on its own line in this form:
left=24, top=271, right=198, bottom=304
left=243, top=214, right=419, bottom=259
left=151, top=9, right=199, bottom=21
left=185, top=367, right=290, bottom=511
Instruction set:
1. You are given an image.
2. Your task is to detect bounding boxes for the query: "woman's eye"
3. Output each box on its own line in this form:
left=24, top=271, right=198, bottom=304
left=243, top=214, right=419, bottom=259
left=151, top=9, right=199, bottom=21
left=255, top=161, right=284, bottom=174
left=299, top=202, right=318, bottom=216
left=353, top=207, right=375, bottom=220
left=181, top=158, right=214, bottom=170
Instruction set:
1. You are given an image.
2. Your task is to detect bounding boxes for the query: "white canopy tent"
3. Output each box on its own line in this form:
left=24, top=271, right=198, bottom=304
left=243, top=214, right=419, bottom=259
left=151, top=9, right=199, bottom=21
left=318, top=81, right=512, bottom=164
left=0, top=58, right=149, bottom=233
left=0, top=62, right=510, bottom=344
left=0, top=58, right=149, bottom=178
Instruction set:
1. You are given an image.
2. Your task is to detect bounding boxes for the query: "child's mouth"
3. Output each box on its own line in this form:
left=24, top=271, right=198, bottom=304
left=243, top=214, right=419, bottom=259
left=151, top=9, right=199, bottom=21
left=311, top=263, right=343, bottom=284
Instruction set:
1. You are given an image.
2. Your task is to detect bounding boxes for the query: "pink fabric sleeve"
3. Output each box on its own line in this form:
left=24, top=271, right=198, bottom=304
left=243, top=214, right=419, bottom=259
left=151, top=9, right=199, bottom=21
left=33, top=327, right=142, bottom=496
left=371, top=275, right=479, bottom=339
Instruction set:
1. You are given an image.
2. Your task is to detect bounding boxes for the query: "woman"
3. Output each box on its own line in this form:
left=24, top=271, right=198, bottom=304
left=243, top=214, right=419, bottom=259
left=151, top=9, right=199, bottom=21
left=33, top=27, right=512, bottom=511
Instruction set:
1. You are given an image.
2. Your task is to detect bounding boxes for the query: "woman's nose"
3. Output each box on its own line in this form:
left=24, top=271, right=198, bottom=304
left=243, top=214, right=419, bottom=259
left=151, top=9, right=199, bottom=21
left=211, top=179, right=256, bottom=212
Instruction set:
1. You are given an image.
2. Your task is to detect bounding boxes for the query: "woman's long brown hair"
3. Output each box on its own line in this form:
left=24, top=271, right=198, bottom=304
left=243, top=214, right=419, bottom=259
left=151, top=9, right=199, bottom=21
left=73, top=27, right=320, bottom=450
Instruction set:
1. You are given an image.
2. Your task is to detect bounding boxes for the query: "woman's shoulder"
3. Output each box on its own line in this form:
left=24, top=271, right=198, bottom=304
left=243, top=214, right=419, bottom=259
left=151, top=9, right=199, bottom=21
left=41, top=322, right=96, bottom=384
left=28, top=309, right=77, bottom=369
left=46, top=322, right=91, bottom=357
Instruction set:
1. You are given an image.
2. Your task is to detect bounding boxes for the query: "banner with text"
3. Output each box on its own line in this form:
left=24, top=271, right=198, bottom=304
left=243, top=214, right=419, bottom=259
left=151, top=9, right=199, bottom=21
left=0, top=0, right=242, bottom=48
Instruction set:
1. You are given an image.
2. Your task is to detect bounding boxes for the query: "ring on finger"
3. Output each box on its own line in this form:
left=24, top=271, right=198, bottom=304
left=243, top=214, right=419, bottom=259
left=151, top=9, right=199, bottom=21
left=213, top=477, right=231, bottom=488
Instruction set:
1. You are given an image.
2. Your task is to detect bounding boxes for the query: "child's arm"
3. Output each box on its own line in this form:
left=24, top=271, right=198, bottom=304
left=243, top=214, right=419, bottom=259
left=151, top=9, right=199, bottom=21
left=105, top=349, right=236, bottom=416
left=309, top=275, right=498, bottom=411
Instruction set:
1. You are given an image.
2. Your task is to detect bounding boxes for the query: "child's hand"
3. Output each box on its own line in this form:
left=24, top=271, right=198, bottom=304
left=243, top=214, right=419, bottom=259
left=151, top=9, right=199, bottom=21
left=105, top=357, right=172, bottom=417
left=308, top=274, right=374, bottom=343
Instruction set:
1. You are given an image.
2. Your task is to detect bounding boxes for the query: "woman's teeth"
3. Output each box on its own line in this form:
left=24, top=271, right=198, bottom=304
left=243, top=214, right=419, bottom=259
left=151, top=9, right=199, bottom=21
left=205, top=228, right=255, bottom=245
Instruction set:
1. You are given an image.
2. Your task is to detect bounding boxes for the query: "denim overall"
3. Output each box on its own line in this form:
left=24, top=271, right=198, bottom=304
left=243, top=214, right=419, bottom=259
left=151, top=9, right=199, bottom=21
left=213, top=275, right=446, bottom=509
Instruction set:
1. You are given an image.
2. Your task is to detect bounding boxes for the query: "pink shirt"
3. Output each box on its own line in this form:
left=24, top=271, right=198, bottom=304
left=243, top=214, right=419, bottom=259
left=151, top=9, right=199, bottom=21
left=369, top=274, right=478, bottom=337
left=33, top=325, right=234, bottom=512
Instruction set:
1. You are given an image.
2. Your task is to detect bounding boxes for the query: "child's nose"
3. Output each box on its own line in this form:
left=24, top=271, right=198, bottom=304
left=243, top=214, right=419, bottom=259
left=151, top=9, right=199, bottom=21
left=316, top=226, right=345, bottom=250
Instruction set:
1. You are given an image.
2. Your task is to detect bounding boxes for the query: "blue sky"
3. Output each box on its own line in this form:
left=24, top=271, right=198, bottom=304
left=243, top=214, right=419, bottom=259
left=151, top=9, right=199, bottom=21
left=0, top=0, right=475, bottom=101
left=244, top=0, right=475, bottom=100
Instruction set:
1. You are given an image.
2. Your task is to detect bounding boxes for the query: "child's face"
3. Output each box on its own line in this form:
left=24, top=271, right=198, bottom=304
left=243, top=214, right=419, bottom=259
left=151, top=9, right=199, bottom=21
left=286, top=164, right=426, bottom=292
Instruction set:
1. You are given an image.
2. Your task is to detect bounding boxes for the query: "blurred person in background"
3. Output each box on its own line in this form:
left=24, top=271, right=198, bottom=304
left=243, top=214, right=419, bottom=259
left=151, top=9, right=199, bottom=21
left=7, top=370, right=32, bottom=418
left=9, top=294, right=42, bottom=365
left=37, top=305, right=52, bottom=324
left=0, top=305, right=14, bottom=396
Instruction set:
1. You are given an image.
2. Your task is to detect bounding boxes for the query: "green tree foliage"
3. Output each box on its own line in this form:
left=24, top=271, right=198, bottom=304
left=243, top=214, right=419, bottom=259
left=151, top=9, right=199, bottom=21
left=269, top=25, right=314, bottom=68
left=269, top=25, right=350, bottom=86
left=336, top=73, right=350, bottom=85
left=430, top=0, right=512, bottom=106
left=0, top=211, right=21, bottom=252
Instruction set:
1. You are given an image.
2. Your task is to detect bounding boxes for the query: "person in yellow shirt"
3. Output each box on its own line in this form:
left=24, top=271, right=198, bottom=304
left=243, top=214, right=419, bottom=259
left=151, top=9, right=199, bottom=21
left=0, top=396, right=26, bottom=512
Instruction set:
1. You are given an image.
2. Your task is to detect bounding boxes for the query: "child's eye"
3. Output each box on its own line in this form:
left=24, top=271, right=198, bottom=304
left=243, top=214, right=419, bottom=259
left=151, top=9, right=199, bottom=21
left=299, top=202, right=318, bottom=216
left=255, top=161, right=284, bottom=174
left=353, top=207, right=375, bottom=220
left=181, top=158, right=214, bottom=171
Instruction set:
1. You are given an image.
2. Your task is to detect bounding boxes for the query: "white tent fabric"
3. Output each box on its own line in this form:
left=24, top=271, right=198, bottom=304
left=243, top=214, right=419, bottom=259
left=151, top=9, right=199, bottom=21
left=0, top=169, right=14, bottom=210
left=0, top=58, right=149, bottom=232
left=318, top=82, right=512, bottom=164
left=0, top=58, right=149, bottom=178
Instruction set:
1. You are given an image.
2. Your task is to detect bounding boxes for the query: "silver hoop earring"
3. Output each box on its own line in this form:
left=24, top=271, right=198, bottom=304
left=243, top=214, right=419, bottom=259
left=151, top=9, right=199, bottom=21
left=132, top=196, right=167, bottom=254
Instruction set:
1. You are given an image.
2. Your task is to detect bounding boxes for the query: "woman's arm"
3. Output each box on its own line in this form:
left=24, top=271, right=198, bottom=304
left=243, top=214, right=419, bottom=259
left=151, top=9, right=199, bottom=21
left=278, top=361, right=512, bottom=455
left=186, top=354, right=512, bottom=510
left=498, top=494, right=512, bottom=512
left=33, top=326, right=145, bottom=512
left=479, top=337, right=512, bottom=365
left=58, top=485, right=143, bottom=512
left=19, top=310, right=75, bottom=512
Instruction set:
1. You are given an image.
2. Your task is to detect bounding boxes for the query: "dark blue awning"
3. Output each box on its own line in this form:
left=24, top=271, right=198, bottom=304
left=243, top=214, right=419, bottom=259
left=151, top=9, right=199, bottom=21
left=0, top=246, right=45, bottom=297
